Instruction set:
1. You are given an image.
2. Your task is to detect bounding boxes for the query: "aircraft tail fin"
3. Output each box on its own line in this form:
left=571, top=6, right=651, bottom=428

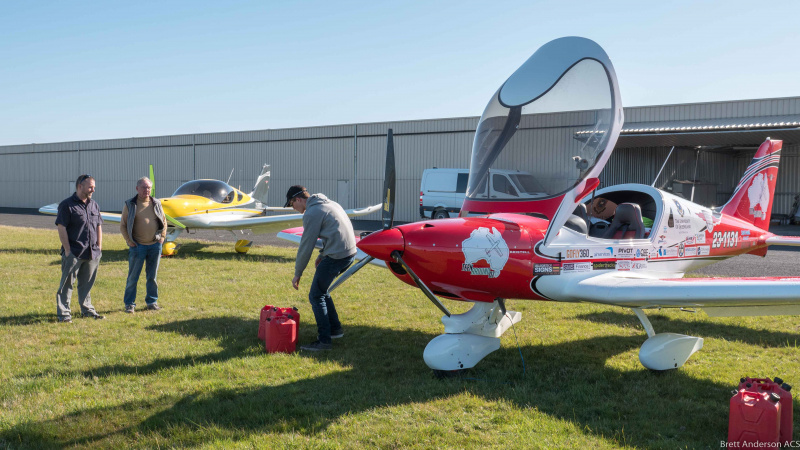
left=249, top=164, right=271, bottom=204
left=720, top=138, right=781, bottom=230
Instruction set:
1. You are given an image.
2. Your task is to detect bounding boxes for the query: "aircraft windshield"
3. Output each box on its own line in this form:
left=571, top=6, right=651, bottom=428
left=466, top=44, right=619, bottom=201
left=172, top=180, right=236, bottom=203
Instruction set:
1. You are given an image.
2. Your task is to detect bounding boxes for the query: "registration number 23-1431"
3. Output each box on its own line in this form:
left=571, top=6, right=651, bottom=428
left=711, top=231, right=738, bottom=249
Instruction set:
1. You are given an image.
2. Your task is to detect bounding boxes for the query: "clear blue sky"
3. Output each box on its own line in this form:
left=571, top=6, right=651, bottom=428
left=2, top=0, right=799, bottom=145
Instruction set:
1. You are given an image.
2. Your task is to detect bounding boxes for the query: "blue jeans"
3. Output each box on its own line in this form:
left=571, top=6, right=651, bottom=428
left=309, top=255, right=354, bottom=344
left=124, top=242, right=162, bottom=307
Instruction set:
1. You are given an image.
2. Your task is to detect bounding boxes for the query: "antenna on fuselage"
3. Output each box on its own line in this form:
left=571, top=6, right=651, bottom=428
left=226, top=168, right=235, bottom=185
left=651, top=146, right=675, bottom=187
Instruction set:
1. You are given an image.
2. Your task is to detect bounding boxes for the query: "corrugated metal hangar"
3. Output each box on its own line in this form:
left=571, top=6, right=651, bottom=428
left=1, top=96, right=799, bottom=224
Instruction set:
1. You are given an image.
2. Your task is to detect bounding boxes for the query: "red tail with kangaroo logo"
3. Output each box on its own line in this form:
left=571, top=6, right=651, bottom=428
left=721, top=138, right=781, bottom=230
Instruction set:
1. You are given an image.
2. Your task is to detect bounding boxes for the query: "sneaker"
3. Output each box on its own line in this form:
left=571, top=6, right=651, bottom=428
left=82, top=313, right=105, bottom=320
left=145, top=303, right=161, bottom=311
left=330, top=330, right=344, bottom=339
left=58, top=317, right=72, bottom=323
left=300, top=341, right=332, bottom=351
left=124, top=305, right=135, bottom=314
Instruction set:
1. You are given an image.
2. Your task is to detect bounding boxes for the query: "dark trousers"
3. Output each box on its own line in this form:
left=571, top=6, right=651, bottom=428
left=309, top=255, right=354, bottom=344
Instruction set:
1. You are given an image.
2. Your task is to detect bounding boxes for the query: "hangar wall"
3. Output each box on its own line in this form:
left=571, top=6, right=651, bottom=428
left=1, top=97, right=799, bottom=223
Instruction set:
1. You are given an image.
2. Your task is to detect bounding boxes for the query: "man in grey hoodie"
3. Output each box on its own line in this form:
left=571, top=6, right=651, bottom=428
left=286, top=185, right=356, bottom=351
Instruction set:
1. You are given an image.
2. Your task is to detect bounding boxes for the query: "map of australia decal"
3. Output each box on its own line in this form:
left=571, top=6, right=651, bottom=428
left=461, top=227, right=509, bottom=278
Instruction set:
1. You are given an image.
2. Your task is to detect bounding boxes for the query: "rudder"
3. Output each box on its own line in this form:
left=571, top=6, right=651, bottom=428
left=721, top=138, right=781, bottom=229
left=249, top=164, right=271, bottom=205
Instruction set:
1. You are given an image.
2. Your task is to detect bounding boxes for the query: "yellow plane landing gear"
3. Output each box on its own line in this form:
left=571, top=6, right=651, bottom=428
left=162, top=242, right=179, bottom=256
left=235, top=240, right=253, bottom=254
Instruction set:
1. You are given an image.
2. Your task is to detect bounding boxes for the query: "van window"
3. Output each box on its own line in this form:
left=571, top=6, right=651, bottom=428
left=456, top=173, right=469, bottom=194
left=426, top=172, right=458, bottom=192
left=493, top=174, right=518, bottom=196
left=509, top=174, right=545, bottom=195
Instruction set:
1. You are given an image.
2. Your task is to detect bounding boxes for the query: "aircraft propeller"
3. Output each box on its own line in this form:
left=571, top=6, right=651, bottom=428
left=326, top=129, right=452, bottom=317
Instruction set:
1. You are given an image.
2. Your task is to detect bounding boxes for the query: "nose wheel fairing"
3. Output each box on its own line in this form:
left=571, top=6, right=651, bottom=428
left=423, top=300, right=521, bottom=371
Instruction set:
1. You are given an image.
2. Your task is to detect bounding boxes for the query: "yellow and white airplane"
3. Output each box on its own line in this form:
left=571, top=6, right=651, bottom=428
left=40, top=164, right=380, bottom=255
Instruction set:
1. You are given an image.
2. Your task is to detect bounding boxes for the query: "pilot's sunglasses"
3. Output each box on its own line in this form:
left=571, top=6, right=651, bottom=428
left=77, top=174, right=93, bottom=184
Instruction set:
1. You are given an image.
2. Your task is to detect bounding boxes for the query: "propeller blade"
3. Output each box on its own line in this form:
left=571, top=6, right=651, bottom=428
left=327, top=256, right=374, bottom=295
left=149, top=164, right=156, bottom=197
left=164, top=213, right=186, bottom=230
left=391, top=250, right=451, bottom=317
left=382, top=129, right=396, bottom=230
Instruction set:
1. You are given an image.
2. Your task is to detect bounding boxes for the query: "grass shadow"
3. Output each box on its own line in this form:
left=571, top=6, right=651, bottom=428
left=76, top=316, right=257, bottom=379
left=0, top=312, right=53, bottom=326
left=3, top=323, right=739, bottom=448
left=576, top=310, right=800, bottom=347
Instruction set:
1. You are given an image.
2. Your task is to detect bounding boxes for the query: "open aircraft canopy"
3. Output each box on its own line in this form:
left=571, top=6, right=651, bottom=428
left=461, top=36, right=624, bottom=245
left=172, top=179, right=239, bottom=204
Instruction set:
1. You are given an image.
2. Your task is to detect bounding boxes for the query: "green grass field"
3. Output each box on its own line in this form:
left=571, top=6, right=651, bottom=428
left=1, top=225, right=798, bottom=449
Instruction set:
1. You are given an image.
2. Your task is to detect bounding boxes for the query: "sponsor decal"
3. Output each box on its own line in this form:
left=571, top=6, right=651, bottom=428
left=711, top=231, right=739, bottom=249
left=617, top=247, right=636, bottom=259
left=696, top=209, right=722, bottom=233
left=685, top=236, right=696, bottom=245
left=534, top=263, right=561, bottom=275
left=678, top=243, right=685, bottom=258
left=747, top=173, right=770, bottom=218
left=565, top=248, right=590, bottom=259
left=657, top=247, right=678, bottom=258
left=684, top=246, right=698, bottom=256
left=695, top=233, right=706, bottom=244
left=673, top=200, right=685, bottom=217
left=698, top=245, right=711, bottom=256
left=593, top=261, right=616, bottom=270
left=741, top=230, right=751, bottom=236
left=591, top=247, right=614, bottom=258
left=674, top=217, right=693, bottom=231
left=461, top=227, right=509, bottom=278
left=616, top=260, right=649, bottom=271
left=657, top=235, right=667, bottom=244
left=561, top=262, right=593, bottom=273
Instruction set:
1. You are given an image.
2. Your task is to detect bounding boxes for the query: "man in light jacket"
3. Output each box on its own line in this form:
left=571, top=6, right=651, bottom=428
left=286, top=185, right=356, bottom=351
left=120, top=177, right=167, bottom=313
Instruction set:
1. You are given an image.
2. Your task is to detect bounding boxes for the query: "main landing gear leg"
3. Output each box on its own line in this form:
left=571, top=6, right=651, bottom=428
left=632, top=307, right=703, bottom=371
left=423, top=299, right=521, bottom=372
left=162, top=228, right=183, bottom=256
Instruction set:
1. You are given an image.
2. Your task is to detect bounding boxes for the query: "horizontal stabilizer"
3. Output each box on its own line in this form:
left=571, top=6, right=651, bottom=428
left=766, top=235, right=800, bottom=246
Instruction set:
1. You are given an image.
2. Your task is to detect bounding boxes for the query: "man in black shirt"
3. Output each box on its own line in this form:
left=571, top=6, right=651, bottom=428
left=54, top=174, right=105, bottom=323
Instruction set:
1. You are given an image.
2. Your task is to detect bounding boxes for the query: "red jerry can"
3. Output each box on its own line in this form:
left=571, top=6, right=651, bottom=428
left=771, top=377, right=793, bottom=445
left=257, top=305, right=275, bottom=341
left=273, top=307, right=300, bottom=326
left=265, top=316, right=297, bottom=354
left=738, top=376, right=794, bottom=444
left=728, top=389, right=782, bottom=444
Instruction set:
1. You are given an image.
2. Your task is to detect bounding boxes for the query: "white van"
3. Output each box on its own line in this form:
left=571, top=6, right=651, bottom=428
left=419, top=168, right=546, bottom=219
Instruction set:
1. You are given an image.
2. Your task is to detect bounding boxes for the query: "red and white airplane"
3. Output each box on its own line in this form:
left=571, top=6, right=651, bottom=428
left=286, top=37, right=800, bottom=373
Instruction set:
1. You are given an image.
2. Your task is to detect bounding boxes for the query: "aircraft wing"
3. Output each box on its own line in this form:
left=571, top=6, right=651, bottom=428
left=39, top=204, right=122, bottom=223
left=535, top=271, right=800, bottom=314
left=277, top=226, right=387, bottom=268
left=213, top=204, right=381, bottom=235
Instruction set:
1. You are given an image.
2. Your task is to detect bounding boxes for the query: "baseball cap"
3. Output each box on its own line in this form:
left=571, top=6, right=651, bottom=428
left=284, top=185, right=307, bottom=207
